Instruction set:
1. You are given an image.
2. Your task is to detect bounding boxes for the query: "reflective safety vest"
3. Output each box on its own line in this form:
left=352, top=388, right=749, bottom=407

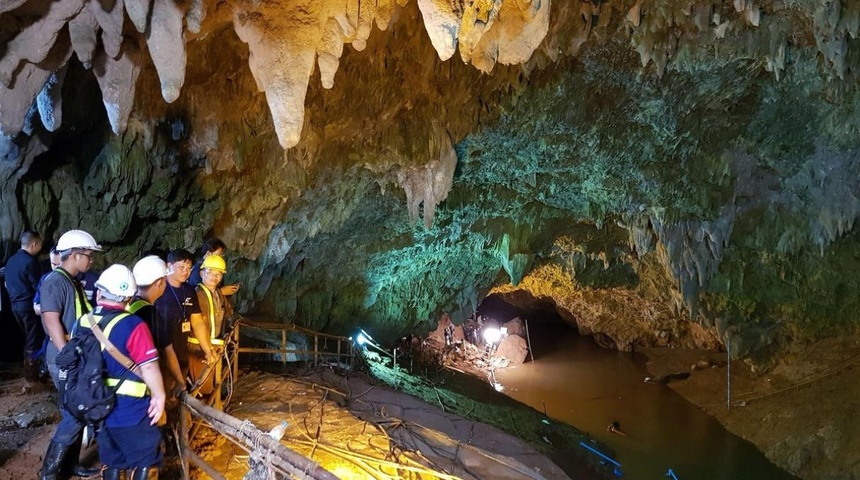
left=57, top=268, right=93, bottom=323
left=188, top=285, right=224, bottom=346
left=79, top=311, right=149, bottom=398
left=127, top=299, right=149, bottom=315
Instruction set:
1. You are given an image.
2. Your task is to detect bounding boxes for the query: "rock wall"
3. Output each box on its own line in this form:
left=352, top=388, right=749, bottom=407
left=2, top=0, right=860, bottom=360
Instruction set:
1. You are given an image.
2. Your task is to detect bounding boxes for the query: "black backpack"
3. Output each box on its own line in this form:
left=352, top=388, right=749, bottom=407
left=56, top=311, right=132, bottom=425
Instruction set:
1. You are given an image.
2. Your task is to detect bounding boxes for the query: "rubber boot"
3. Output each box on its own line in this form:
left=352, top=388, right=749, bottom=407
left=40, top=441, right=67, bottom=480
left=129, top=467, right=158, bottom=480
left=70, top=463, right=101, bottom=477
left=65, top=440, right=101, bottom=477
left=24, top=357, right=40, bottom=382
left=102, top=467, right=126, bottom=480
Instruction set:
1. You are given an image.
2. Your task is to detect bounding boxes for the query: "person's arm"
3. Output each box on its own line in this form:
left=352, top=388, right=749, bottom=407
left=42, top=311, right=67, bottom=350
left=128, top=322, right=166, bottom=425
left=163, top=344, right=186, bottom=395
left=138, top=361, right=166, bottom=425
left=220, top=284, right=240, bottom=296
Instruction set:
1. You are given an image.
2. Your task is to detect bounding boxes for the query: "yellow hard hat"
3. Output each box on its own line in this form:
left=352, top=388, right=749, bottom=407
left=201, top=254, right=226, bottom=272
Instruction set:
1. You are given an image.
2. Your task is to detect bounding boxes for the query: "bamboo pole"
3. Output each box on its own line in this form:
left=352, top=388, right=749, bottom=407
left=186, top=447, right=228, bottom=480
left=282, top=329, right=287, bottom=366
left=524, top=319, right=535, bottom=363
left=180, top=394, right=339, bottom=480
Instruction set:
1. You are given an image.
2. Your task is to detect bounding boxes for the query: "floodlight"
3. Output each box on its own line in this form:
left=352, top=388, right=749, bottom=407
left=482, top=327, right=501, bottom=344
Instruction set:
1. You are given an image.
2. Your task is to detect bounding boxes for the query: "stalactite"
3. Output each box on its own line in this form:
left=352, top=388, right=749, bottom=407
left=91, top=0, right=125, bottom=59
left=36, top=65, right=67, bottom=132
left=94, top=39, right=142, bottom=134
left=146, top=0, right=187, bottom=103
left=124, top=0, right=151, bottom=33
left=395, top=127, right=456, bottom=228
left=0, top=32, right=72, bottom=136
left=67, top=7, right=98, bottom=66
left=185, top=0, right=205, bottom=34
left=416, top=0, right=461, bottom=61
left=0, top=0, right=84, bottom=87
left=0, top=0, right=28, bottom=14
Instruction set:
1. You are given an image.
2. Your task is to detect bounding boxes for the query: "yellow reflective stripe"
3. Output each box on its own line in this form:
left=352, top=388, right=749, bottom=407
left=187, top=337, right=224, bottom=345
left=78, top=312, right=130, bottom=341
left=105, top=378, right=149, bottom=397
left=102, top=313, right=130, bottom=339
left=199, top=285, right=217, bottom=339
left=127, top=300, right=149, bottom=314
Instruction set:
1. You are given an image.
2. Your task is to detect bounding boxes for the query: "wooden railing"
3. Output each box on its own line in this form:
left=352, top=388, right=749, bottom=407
left=234, top=321, right=355, bottom=369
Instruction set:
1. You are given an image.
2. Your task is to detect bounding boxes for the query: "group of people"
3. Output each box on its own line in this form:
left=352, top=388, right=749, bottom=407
left=3, top=230, right=239, bottom=480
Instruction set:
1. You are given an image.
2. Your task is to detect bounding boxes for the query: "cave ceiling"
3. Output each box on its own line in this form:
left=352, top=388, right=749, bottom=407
left=2, top=0, right=860, bottom=354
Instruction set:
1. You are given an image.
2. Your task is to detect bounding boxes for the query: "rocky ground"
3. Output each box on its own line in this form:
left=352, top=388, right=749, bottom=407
left=0, top=364, right=61, bottom=480
left=643, top=335, right=860, bottom=480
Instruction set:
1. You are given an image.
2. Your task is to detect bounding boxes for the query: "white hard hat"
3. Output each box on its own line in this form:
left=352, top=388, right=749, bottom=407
left=133, top=255, right=168, bottom=287
left=56, top=230, right=102, bottom=252
left=95, top=264, right=137, bottom=300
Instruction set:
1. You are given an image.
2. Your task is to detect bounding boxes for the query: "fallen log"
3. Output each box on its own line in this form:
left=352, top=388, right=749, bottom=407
left=179, top=393, right=339, bottom=480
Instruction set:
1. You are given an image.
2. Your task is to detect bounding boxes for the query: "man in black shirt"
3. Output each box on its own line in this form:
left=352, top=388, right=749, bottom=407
left=156, top=249, right=209, bottom=377
left=130, top=255, right=186, bottom=398
left=4, top=231, right=43, bottom=381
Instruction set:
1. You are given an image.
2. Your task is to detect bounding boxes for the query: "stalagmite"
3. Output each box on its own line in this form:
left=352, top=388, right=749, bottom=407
left=94, top=41, right=142, bottom=134
left=68, top=8, right=98, bottom=65
left=36, top=65, right=67, bottom=131
left=91, top=0, right=125, bottom=59
left=0, top=0, right=84, bottom=86
left=146, top=0, right=186, bottom=103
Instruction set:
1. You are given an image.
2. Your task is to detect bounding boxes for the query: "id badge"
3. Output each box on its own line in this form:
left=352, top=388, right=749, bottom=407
left=181, top=321, right=191, bottom=333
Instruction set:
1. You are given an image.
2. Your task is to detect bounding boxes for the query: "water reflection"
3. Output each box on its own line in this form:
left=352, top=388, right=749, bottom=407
left=494, top=322, right=798, bottom=480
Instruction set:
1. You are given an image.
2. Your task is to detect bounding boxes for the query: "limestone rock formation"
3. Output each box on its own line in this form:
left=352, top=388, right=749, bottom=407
left=1, top=0, right=859, bottom=425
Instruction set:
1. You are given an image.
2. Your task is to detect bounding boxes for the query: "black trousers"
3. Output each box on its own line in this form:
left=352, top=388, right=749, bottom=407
left=12, top=303, right=45, bottom=358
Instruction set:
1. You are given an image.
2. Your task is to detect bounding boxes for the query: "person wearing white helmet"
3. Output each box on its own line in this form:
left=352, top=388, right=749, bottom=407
left=39, top=229, right=102, bottom=480
left=80, top=264, right=166, bottom=480
left=130, top=255, right=186, bottom=399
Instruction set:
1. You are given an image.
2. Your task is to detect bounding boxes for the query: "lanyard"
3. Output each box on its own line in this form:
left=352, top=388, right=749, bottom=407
left=168, top=284, right=187, bottom=320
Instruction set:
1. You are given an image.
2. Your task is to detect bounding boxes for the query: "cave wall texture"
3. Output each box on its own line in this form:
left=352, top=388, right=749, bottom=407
left=2, top=0, right=860, bottom=359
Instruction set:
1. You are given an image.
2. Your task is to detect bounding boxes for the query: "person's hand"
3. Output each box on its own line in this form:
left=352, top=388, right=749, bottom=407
left=221, top=284, right=240, bottom=296
left=172, top=381, right=187, bottom=398
left=148, top=394, right=166, bottom=426
left=204, top=351, right=219, bottom=366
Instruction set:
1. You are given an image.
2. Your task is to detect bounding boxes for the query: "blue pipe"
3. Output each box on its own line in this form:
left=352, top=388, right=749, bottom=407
left=666, top=468, right=679, bottom=479
left=578, top=441, right=622, bottom=467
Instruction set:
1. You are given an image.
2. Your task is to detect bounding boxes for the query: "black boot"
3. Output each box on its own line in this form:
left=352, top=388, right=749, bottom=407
left=62, top=435, right=101, bottom=477
left=40, top=441, right=67, bottom=480
left=129, top=467, right=158, bottom=480
left=102, top=467, right=126, bottom=480
left=72, top=464, right=102, bottom=477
